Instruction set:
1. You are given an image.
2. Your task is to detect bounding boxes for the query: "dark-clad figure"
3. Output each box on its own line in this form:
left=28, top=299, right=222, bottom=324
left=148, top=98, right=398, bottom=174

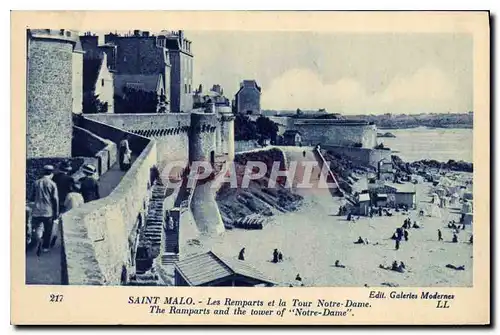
left=31, top=165, right=59, bottom=256
left=238, top=248, right=245, bottom=261
left=395, top=239, right=400, bottom=250
left=79, top=164, right=100, bottom=203
left=335, top=260, right=346, bottom=268
left=469, top=235, right=473, bottom=244
left=452, top=233, right=458, bottom=243
left=52, top=161, right=73, bottom=213
left=438, top=229, right=443, bottom=241
left=378, top=207, right=382, bottom=216
left=354, top=236, right=365, bottom=244
left=295, top=273, right=302, bottom=282
left=404, top=230, right=409, bottom=241
left=396, top=227, right=403, bottom=240
left=272, top=248, right=279, bottom=263
left=278, top=252, right=283, bottom=262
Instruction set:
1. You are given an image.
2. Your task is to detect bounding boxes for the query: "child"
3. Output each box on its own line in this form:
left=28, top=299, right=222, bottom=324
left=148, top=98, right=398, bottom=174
left=64, top=180, right=84, bottom=211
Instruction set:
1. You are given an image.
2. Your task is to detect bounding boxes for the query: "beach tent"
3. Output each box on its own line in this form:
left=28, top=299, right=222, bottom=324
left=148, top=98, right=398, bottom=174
left=427, top=204, right=442, bottom=218
left=430, top=193, right=440, bottom=205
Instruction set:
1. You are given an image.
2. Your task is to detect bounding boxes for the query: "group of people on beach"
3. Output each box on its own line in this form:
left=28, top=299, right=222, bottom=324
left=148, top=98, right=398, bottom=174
left=379, top=260, right=406, bottom=273
left=28, top=161, right=101, bottom=257
left=389, top=216, right=421, bottom=250
left=238, top=247, right=285, bottom=263
left=437, top=220, right=473, bottom=244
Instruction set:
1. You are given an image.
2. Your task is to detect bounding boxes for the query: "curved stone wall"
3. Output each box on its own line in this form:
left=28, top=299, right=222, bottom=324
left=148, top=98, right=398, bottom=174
left=188, top=112, right=224, bottom=236
left=84, top=113, right=192, bottom=169
left=292, top=120, right=377, bottom=148
left=61, top=122, right=157, bottom=285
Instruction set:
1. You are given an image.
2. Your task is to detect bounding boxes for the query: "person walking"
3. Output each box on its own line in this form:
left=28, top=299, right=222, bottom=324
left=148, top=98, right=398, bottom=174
left=79, top=164, right=100, bottom=203
left=395, top=239, right=400, bottom=250
left=119, top=135, right=132, bottom=171
left=438, top=229, right=443, bottom=241
left=31, top=165, right=59, bottom=256
left=52, top=160, right=73, bottom=213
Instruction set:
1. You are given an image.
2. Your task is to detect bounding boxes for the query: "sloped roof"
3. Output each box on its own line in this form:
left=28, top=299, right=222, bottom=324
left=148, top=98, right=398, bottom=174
left=359, top=193, right=370, bottom=202
left=114, top=74, right=164, bottom=95
left=174, top=251, right=275, bottom=286
left=385, top=182, right=416, bottom=193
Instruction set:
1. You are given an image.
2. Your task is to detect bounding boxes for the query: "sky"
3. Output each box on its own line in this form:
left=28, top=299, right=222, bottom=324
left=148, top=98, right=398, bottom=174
left=185, top=31, right=473, bottom=115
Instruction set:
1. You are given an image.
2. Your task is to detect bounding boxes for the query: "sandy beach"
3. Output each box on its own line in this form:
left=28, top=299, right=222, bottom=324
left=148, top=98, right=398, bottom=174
left=180, top=147, right=473, bottom=287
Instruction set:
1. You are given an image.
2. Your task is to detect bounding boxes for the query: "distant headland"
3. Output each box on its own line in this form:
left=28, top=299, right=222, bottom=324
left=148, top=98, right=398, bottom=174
left=261, top=110, right=473, bottom=130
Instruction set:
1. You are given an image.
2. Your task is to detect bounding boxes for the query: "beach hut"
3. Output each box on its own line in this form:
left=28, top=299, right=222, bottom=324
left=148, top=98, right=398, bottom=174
left=376, top=194, right=388, bottom=207
left=358, top=193, right=371, bottom=216
left=384, top=182, right=417, bottom=209
left=174, top=251, right=276, bottom=287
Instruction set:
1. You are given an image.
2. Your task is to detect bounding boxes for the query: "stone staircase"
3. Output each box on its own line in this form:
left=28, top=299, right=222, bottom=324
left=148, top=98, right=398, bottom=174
left=134, top=183, right=166, bottom=276
left=128, top=272, right=161, bottom=286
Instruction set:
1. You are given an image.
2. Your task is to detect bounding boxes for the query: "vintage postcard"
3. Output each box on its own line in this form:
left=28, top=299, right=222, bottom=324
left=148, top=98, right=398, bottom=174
left=11, top=11, right=490, bottom=325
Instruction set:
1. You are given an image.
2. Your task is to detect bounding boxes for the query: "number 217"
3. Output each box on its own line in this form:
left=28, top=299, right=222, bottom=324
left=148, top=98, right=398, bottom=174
left=49, top=294, right=63, bottom=302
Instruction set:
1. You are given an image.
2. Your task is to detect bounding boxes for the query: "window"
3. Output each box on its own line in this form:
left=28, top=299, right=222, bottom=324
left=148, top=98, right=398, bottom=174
left=101, top=79, right=104, bottom=87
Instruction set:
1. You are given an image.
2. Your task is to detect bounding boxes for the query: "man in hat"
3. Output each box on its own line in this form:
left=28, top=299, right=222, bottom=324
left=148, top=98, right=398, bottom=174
left=79, top=164, right=100, bottom=203
left=52, top=160, right=73, bottom=213
left=31, top=165, right=59, bottom=255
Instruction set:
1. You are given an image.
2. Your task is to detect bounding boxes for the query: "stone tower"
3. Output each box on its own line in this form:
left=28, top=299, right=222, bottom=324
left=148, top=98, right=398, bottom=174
left=188, top=112, right=225, bottom=236
left=26, top=29, right=82, bottom=158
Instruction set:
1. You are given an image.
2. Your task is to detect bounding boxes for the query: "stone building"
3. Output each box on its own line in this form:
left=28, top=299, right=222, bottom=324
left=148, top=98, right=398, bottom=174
left=157, top=30, right=194, bottom=113
left=26, top=29, right=83, bottom=158
left=282, top=130, right=302, bottom=146
left=235, top=80, right=261, bottom=115
left=193, top=84, right=230, bottom=109
left=80, top=33, right=115, bottom=113
left=104, top=30, right=171, bottom=113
